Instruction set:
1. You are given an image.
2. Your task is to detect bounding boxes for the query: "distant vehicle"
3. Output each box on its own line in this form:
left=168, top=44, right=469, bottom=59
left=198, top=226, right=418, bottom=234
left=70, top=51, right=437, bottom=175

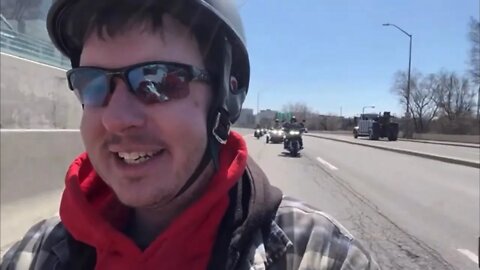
left=254, top=128, right=262, bottom=139
left=266, top=128, right=284, bottom=144
left=353, top=112, right=399, bottom=141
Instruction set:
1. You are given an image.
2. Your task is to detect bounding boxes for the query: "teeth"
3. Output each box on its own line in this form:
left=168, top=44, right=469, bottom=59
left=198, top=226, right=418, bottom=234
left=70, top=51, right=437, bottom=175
left=118, top=152, right=153, bottom=159
left=117, top=151, right=157, bottom=164
left=123, top=156, right=151, bottom=164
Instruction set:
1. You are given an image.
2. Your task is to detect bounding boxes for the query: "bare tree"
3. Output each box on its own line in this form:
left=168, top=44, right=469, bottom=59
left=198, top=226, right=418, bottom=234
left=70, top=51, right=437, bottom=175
left=391, top=70, right=420, bottom=111
left=392, top=70, right=437, bottom=132
left=412, top=74, right=440, bottom=132
left=318, top=114, right=343, bottom=131
left=434, top=71, right=475, bottom=120
left=467, top=17, right=480, bottom=119
left=468, top=17, right=480, bottom=84
left=428, top=71, right=478, bottom=134
left=282, top=102, right=312, bottom=121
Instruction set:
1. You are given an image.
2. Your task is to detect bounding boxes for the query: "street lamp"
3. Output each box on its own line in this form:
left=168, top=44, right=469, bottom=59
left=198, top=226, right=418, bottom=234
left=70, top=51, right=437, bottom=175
left=383, top=23, right=413, bottom=138
left=362, top=105, right=375, bottom=115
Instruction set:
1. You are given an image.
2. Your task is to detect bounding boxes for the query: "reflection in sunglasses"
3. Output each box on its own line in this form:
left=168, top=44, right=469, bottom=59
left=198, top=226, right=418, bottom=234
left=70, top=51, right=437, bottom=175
left=139, top=81, right=169, bottom=103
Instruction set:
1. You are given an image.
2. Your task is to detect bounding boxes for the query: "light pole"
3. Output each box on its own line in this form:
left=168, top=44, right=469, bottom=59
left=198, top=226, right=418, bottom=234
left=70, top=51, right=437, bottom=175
left=256, top=91, right=260, bottom=115
left=255, top=90, right=261, bottom=124
left=383, top=23, right=413, bottom=138
left=362, top=105, right=375, bottom=115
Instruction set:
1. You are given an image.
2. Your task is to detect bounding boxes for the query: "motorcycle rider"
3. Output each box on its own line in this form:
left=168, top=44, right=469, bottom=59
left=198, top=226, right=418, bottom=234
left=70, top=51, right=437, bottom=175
left=300, top=119, right=308, bottom=133
left=272, top=118, right=282, bottom=129
left=283, top=115, right=304, bottom=149
left=2, top=0, right=379, bottom=269
left=254, top=123, right=262, bottom=138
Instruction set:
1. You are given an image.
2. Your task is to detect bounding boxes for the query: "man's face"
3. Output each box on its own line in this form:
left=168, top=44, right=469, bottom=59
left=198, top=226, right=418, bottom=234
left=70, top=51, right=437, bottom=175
left=79, top=14, right=211, bottom=208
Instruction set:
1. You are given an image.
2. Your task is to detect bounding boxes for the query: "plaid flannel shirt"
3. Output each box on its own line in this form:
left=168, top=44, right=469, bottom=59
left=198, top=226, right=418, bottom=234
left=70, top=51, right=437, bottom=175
left=244, top=197, right=379, bottom=269
left=1, top=196, right=379, bottom=270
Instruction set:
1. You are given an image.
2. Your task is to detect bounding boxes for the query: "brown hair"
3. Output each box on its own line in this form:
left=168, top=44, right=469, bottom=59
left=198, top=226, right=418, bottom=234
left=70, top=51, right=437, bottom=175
left=64, top=0, right=224, bottom=75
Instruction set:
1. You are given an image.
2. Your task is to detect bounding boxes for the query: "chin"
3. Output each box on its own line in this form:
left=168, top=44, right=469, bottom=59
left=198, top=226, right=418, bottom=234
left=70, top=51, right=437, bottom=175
left=113, top=184, right=176, bottom=209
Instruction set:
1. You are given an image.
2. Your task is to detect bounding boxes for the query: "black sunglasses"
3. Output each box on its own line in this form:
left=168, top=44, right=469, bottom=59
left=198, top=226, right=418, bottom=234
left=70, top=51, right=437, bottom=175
left=66, top=61, right=211, bottom=107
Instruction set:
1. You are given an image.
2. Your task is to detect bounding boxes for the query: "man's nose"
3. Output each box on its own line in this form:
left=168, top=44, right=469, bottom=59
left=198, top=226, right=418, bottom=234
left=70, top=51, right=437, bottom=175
left=102, top=78, right=146, bottom=133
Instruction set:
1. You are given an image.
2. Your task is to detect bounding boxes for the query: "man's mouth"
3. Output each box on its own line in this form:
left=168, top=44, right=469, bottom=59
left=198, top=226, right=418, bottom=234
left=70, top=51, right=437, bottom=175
left=116, top=151, right=163, bottom=165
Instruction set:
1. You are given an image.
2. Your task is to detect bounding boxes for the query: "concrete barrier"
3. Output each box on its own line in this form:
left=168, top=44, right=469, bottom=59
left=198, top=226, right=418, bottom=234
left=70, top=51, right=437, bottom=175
left=0, top=53, right=81, bottom=129
left=0, top=130, right=84, bottom=205
left=0, top=128, right=250, bottom=204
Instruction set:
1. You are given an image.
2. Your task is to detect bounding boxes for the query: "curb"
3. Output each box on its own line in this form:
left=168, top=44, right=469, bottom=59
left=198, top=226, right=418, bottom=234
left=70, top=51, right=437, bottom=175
left=397, top=138, right=479, bottom=149
left=306, top=134, right=480, bottom=169
left=308, top=132, right=479, bottom=149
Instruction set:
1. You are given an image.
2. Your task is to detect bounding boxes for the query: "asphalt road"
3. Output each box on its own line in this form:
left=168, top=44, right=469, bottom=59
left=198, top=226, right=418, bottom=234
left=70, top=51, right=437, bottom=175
left=246, top=132, right=479, bottom=270
left=1, top=129, right=478, bottom=269
left=308, top=133, right=479, bottom=163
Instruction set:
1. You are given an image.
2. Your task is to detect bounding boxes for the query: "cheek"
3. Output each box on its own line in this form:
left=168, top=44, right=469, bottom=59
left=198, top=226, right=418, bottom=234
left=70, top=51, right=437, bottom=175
left=169, top=88, right=211, bottom=146
left=184, top=86, right=212, bottom=126
left=186, top=93, right=209, bottom=132
left=80, top=109, right=105, bottom=149
left=192, top=87, right=212, bottom=115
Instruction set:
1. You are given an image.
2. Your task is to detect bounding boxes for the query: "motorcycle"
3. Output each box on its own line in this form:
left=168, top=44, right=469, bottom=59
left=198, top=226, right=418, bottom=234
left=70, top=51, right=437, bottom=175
left=284, top=129, right=302, bottom=157
left=254, top=129, right=262, bottom=139
left=266, top=128, right=284, bottom=144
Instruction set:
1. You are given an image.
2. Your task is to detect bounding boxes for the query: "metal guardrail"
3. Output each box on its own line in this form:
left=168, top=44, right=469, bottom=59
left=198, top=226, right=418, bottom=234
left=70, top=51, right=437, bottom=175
left=0, top=27, right=70, bottom=70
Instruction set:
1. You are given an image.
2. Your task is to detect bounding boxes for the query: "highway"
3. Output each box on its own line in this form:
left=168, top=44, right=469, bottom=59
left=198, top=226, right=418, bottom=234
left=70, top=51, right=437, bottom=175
left=1, top=129, right=479, bottom=269
left=246, top=132, right=479, bottom=270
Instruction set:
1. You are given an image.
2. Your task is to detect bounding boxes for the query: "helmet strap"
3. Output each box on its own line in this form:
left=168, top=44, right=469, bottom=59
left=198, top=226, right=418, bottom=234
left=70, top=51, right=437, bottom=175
left=207, top=36, right=233, bottom=164
left=173, top=142, right=212, bottom=198
left=173, top=37, right=233, bottom=198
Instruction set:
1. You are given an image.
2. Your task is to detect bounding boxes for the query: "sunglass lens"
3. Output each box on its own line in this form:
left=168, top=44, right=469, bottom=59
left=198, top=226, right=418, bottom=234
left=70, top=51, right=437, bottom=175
left=128, top=64, right=190, bottom=104
left=69, top=69, right=109, bottom=107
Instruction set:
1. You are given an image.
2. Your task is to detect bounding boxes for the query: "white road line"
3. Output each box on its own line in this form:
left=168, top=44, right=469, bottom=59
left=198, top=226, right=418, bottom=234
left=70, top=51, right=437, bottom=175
left=457, top=249, right=479, bottom=264
left=316, top=157, right=338, bottom=170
